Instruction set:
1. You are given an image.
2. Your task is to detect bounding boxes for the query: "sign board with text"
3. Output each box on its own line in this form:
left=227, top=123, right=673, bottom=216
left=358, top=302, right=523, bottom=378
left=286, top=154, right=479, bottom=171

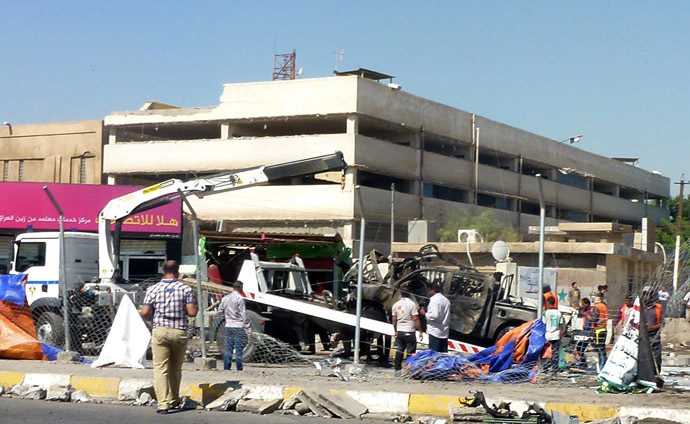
left=517, top=266, right=558, bottom=300
left=0, top=182, right=181, bottom=237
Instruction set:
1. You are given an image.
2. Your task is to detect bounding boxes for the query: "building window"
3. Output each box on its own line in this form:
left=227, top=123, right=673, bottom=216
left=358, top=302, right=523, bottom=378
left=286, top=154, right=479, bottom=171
left=2, top=161, right=7, bottom=181
left=18, top=160, right=24, bottom=182
left=80, top=156, right=87, bottom=183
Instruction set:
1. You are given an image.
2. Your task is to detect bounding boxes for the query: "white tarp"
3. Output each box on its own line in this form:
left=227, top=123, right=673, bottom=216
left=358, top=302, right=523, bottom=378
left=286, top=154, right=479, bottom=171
left=598, top=297, right=640, bottom=387
left=91, top=294, right=151, bottom=369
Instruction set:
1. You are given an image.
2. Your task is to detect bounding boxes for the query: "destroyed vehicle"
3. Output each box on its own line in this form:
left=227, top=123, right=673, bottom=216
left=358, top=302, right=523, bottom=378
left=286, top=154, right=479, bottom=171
left=344, top=244, right=538, bottom=345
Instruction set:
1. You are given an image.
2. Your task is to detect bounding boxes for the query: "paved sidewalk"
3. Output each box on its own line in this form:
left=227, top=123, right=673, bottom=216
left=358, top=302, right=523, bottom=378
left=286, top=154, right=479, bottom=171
left=0, top=359, right=688, bottom=423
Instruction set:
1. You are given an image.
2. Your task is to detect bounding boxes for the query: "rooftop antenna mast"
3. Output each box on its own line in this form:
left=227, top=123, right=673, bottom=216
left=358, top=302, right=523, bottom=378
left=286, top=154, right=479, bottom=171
left=273, top=49, right=296, bottom=80
left=334, top=49, right=345, bottom=72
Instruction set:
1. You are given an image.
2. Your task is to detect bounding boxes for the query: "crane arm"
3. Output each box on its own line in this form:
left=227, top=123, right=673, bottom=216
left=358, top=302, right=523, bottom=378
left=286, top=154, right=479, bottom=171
left=98, top=151, right=347, bottom=282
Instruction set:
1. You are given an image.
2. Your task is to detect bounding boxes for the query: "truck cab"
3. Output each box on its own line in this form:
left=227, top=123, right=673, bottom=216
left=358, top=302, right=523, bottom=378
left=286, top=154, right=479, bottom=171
left=10, top=232, right=99, bottom=307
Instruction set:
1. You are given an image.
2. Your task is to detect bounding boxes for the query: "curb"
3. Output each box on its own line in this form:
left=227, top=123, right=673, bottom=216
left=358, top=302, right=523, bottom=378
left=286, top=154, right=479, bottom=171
left=0, top=371, right=688, bottom=423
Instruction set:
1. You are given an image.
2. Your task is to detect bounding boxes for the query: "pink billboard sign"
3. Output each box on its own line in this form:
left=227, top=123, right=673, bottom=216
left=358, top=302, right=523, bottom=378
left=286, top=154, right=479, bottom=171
left=0, top=182, right=181, bottom=236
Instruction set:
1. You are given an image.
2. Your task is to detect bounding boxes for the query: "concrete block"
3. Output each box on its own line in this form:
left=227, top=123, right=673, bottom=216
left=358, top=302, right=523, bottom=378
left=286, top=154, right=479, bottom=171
left=281, top=391, right=302, bottom=410
left=245, top=384, right=285, bottom=400
left=71, top=390, right=93, bottom=403
left=118, top=379, right=154, bottom=401
left=9, top=384, right=29, bottom=397
left=295, top=402, right=311, bottom=415
left=346, top=390, right=410, bottom=414
left=194, top=357, right=217, bottom=370
left=24, top=373, right=71, bottom=390
left=258, top=398, right=283, bottom=415
left=23, top=386, right=47, bottom=400
left=236, top=399, right=267, bottom=414
left=46, top=384, right=72, bottom=402
left=297, top=390, right=332, bottom=418
left=178, top=395, right=199, bottom=410
left=317, top=392, right=368, bottom=419
left=57, top=351, right=81, bottom=363
left=136, top=392, right=155, bottom=406
left=204, top=388, right=248, bottom=411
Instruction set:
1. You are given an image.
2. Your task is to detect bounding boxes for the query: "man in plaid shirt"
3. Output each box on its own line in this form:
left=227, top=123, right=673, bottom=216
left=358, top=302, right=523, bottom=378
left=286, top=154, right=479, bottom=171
left=140, top=260, right=197, bottom=414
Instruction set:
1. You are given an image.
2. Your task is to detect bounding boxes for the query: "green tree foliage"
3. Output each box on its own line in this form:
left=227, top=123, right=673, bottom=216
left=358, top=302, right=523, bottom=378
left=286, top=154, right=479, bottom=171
left=656, top=194, right=690, bottom=248
left=437, top=210, right=519, bottom=243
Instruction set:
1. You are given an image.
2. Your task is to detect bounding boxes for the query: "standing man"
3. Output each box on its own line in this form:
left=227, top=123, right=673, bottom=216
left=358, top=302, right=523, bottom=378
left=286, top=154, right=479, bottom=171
left=543, top=284, right=558, bottom=309
left=140, top=260, right=198, bottom=414
left=419, top=284, right=451, bottom=353
left=391, top=290, right=423, bottom=371
left=542, top=296, right=565, bottom=374
left=684, top=290, right=690, bottom=322
left=657, top=285, right=670, bottom=314
left=218, top=281, right=250, bottom=371
left=642, top=286, right=664, bottom=376
left=589, top=293, right=609, bottom=368
left=568, top=282, right=581, bottom=312
left=613, top=292, right=634, bottom=328
left=575, top=297, right=592, bottom=368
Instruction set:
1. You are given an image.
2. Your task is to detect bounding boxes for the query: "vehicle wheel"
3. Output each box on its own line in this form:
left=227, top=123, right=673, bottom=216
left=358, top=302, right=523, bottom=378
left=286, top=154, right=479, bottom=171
left=214, top=310, right=265, bottom=362
left=495, top=325, right=516, bottom=344
left=36, top=311, right=66, bottom=349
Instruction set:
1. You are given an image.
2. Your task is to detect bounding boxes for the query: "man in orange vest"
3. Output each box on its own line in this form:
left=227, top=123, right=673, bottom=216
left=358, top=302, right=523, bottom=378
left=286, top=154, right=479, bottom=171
left=613, top=292, right=634, bottom=328
left=542, top=284, right=558, bottom=310
left=585, top=293, right=609, bottom=368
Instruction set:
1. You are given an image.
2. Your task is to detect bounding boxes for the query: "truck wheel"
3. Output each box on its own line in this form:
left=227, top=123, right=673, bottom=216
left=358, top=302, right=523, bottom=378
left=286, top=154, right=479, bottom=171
left=495, top=325, right=516, bottom=344
left=214, top=310, right=265, bottom=362
left=36, top=311, right=66, bottom=349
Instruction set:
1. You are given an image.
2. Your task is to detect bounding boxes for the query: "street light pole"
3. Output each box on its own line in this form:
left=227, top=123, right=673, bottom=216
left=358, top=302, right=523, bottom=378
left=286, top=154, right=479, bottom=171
left=560, top=135, right=583, bottom=144
left=536, top=175, right=546, bottom=316
left=354, top=185, right=366, bottom=364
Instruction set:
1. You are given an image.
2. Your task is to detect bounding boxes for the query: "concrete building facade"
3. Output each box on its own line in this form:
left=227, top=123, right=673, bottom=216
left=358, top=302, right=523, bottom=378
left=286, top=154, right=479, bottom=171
left=0, top=120, right=106, bottom=184
left=103, top=74, right=670, bottom=252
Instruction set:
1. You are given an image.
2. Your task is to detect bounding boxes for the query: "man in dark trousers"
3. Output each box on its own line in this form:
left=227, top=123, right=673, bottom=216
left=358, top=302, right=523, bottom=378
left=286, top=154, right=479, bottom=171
left=391, top=290, right=423, bottom=371
left=642, top=286, right=664, bottom=376
left=419, top=284, right=450, bottom=353
left=140, top=260, right=198, bottom=414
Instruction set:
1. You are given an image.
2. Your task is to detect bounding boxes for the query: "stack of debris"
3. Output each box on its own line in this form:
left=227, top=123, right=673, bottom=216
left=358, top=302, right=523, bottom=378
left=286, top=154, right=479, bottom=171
left=205, top=387, right=368, bottom=419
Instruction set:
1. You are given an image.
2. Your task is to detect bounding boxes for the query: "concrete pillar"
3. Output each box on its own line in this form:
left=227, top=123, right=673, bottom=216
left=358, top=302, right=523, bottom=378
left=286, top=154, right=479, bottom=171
left=220, top=122, right=236, bottom=139
left=346, top=115, right=359, bottom=135
left=108, top=128, right=119, bottom=145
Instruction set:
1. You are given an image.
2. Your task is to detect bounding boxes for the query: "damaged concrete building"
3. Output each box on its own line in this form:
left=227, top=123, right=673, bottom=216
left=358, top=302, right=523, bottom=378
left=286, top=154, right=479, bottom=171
left=102, top=70, right=670, bottom=254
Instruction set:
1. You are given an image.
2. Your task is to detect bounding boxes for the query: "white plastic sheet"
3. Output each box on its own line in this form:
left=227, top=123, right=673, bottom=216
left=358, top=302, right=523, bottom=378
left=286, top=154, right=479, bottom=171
left=91, top=295, right=151, bottom=369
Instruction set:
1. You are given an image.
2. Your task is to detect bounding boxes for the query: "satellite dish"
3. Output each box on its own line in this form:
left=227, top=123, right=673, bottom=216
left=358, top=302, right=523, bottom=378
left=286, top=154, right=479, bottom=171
left=491, top=240, right=510, bottom=262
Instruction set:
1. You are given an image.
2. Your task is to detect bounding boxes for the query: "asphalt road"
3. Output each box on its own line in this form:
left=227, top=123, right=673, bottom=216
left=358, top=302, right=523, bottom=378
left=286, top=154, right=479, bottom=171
left=0, top=397, right=385, bottom=424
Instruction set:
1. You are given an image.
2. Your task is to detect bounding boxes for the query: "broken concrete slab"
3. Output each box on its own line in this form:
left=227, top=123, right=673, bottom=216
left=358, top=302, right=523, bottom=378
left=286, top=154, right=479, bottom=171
left=71, top=390, right=93, bottom=403
left=280, top=391, right=302, bottom=410
left=204, top=387, right=248, bottom=411
left=295, top=402, right=311, bottom=415
left=46, top=384, right=72, bottom=402
left=258, top=398, right=283, bottom=415
left=136, top=392, right=155, bottom=406
left=117, top=379, right=154, bottom=401
left=316, top=391, right=368, bottom=419
left=23, top=386, right=47, bottom=400
left=193, top=357, right=217, bottom=370
left=297, top=390, right=332, bottom=418
left=236, top=399, right=267, bottom=413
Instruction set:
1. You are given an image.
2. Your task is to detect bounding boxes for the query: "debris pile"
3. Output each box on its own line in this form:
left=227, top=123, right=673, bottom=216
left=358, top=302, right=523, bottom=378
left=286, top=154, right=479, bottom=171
left=205, top=387, right=368, bottom=419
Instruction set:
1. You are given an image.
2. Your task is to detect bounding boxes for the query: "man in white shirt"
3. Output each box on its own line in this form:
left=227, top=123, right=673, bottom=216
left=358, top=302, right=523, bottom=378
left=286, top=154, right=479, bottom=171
left=391, top=291, right=423, bottom=370
left=419, top=284, right=451, bottom=353
left=684, top=291, right=690, bottom=322
left=218, top=281, right=250, bottom=371
left=658, top=285, right=670, bottom=313
left=542, top=296, right=564, bottom=374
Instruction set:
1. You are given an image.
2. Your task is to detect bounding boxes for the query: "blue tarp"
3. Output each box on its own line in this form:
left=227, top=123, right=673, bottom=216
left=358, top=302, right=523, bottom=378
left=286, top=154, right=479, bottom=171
left=0, top=274, right=27, bottom=307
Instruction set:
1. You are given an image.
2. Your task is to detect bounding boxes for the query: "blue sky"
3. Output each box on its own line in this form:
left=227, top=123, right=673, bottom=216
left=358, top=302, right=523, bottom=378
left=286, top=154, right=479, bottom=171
left=2, top=1, right=688, bottom=194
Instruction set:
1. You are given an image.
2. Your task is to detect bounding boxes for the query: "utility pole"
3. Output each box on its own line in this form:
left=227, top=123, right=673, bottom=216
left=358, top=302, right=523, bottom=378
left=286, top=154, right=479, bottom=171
left=673, top=175, right=687, bottom=293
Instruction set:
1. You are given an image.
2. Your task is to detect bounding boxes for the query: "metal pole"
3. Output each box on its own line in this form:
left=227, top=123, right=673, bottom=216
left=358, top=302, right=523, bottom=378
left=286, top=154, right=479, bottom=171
left=673, top=176, right=685, bottom=293
left=177, top=190, right=207, bottom=358
left=390, top=183, right=395, bottom=257
left=474, top=127, right=480, bottom=206
left=43, top=187, right=71, bottom=352
left=354, top=186, right=365, bottom=364
left=536, top=176, right=545, bottom=316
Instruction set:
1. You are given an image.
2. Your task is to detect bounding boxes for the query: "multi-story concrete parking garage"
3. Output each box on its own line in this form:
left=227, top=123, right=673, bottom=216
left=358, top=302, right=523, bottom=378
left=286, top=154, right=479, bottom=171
left=103, top=70, right=669, bottom=252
